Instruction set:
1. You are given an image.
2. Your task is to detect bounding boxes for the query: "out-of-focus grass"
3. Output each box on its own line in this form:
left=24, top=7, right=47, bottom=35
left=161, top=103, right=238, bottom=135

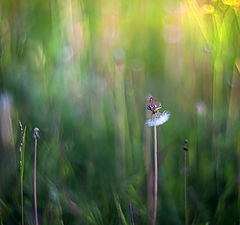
left=0, top=0, right=240, bottom=224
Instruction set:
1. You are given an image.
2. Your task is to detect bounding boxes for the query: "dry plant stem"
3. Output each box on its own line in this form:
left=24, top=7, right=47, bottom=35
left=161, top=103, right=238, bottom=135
left=184, top=151, right=188, bottom=225
left=152, top=123, right=158, bottom=225
left=34, top=138, right=39, bottom=225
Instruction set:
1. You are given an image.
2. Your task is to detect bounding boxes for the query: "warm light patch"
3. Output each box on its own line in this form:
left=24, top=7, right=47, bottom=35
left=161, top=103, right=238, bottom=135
left=222, top=0, right=233, bottom=5
left=202, top=4, right=215, bottom=14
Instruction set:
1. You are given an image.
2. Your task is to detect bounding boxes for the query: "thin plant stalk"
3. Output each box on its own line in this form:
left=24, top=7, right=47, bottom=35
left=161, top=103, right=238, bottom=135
left=21, top=174, right=24, bottom=225
left=129, top=200, right=135, bottom=225
left=152, top=123, right=158, bottom=225
left=113, top=193, right=128, bottom=225
left=19, top=121, right=26, bottom=225
left=146, top=110, right=153, bottom=217
left=146, top=96, right=170, bottom=225
left=34, top=138, right=38, bottom=225
left=33, top=128, right=40, bottom=225
left=0, top=203, right=3, bottom=225
left=184, top=151, right=188, bottom=225
left=183, top=140, right=189, bottom=225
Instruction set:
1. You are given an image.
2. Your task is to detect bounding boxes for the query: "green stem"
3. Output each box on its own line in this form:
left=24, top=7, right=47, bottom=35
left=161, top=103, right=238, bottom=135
left=233, top=7, right=240, bottom=35
left=184, top=151, right=188, bottom=225
left=21, top=174, right=24, bottom=225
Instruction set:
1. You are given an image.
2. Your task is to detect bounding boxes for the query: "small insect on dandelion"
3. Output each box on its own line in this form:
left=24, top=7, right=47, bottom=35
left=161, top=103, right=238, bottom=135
left=146, top=96, right=170, bottom=127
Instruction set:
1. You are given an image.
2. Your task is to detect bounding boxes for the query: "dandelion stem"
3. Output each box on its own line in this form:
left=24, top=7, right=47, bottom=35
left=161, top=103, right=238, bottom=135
left=34, top=130, right=39, bottom=225
left=152, top=123, right=158, bottom=225
left=184, top=151, right=188, bottom=225
left=146, top=111, right=153, bottom=217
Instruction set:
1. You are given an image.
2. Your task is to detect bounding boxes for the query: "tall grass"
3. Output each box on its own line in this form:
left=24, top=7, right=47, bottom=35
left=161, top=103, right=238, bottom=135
left=0, top=0, right=239, bottom=224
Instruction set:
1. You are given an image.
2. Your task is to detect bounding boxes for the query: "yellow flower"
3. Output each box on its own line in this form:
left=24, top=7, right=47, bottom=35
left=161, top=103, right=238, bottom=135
left=222, top=0, right=233, bottom=5
left=222, top=0, right=240, bottom=6
left=202, top=4, right=215, bottom=14
left=219, top=1, right=228, bottom=9
left=233, top=0, right=240, bottom=6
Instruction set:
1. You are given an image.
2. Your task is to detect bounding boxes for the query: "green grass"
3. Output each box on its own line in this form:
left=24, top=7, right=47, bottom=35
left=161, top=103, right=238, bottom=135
left=0, top=0, right=240, bottom=224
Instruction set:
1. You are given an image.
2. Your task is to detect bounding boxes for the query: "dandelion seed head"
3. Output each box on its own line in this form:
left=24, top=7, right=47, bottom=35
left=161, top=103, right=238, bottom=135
left=195, top=101, right=207, bottom=116
left=146, top=111, right=170, bottom=127
left=163, top=25, right=182, bottom=44
left=33, top=128, right=40, bottom=139
left=34, top=128, right=39, bottom=133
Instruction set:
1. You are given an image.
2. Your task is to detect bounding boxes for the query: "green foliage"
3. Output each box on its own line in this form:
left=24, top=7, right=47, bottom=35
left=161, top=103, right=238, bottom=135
left=0, top=0, right=240, bottom=224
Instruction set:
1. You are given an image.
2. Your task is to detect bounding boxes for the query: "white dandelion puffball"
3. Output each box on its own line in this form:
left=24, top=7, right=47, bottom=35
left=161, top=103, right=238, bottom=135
left=146, top=111, right=170, bottom=127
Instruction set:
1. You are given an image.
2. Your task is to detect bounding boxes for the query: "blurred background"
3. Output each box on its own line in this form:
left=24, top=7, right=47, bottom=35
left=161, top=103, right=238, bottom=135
left=0, top=0, right=240, bottom=224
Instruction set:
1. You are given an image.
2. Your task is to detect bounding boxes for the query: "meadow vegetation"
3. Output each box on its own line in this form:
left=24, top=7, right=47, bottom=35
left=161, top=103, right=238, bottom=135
left=0, top=0, right=240, bottom=224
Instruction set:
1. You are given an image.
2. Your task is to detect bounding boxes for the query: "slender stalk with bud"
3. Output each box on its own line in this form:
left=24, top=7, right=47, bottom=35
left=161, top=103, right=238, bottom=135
left=19, top=121, right=26, bottom=225
left=33, top=128, right=40, bottom=225
left=183, top=139, right=189, bottom=225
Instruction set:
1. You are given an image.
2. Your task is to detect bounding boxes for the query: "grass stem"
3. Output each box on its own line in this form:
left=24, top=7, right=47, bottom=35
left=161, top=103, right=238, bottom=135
left=21, top=174, right=24, bottom=225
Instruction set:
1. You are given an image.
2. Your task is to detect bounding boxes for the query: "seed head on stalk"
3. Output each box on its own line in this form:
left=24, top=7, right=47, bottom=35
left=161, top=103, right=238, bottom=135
left=146, top=96, right=170, bottom=127
left=145, top=95, right=170, bottom=225
left=19, top=121, right=23, bottom=168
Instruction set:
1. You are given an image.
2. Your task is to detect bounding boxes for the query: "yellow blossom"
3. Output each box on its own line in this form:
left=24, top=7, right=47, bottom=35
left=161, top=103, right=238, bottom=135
left=202, top=4, right=215, bottom=14
left=233, top=0, right=240, bottom=6
left=222, top=0, right=233, bottom=5
left=222, top=0, right=240, bottom=6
